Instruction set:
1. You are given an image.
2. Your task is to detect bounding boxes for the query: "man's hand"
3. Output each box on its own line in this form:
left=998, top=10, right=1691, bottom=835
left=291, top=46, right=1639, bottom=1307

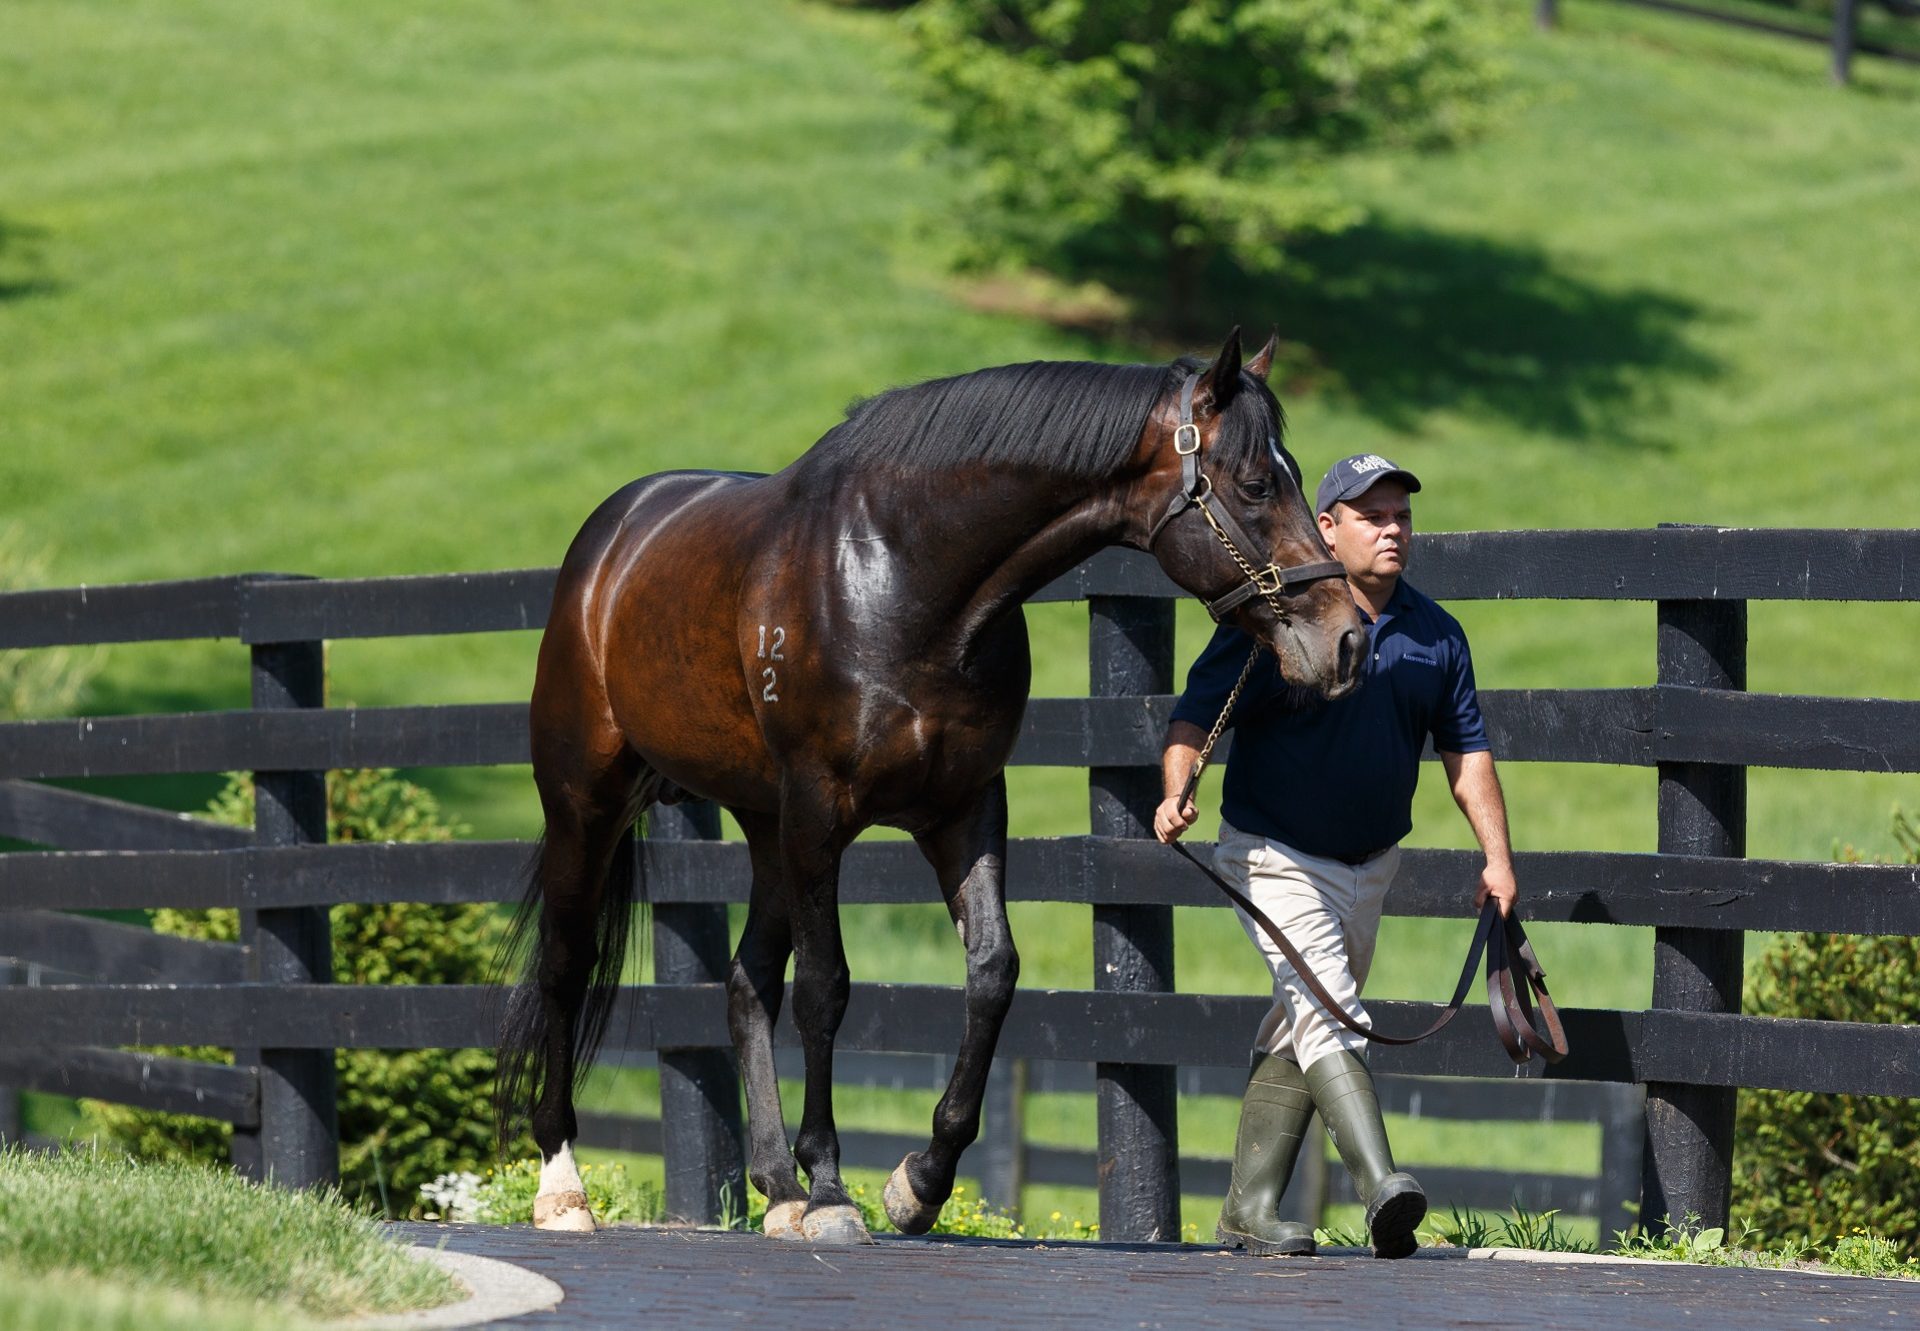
left=1474, top=861, right=1518, bottom=918
left=1154, top=795, right=1198, bottom=844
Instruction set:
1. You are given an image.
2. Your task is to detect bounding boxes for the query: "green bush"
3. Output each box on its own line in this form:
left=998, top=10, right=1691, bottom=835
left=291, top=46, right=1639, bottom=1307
left=84, top=769, right=510, bottom=1215
left=1733, top=810, right=1920, bottom=1258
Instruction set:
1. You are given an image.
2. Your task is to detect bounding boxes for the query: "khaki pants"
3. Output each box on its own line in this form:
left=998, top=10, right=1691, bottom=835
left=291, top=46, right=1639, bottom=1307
left=1213, top=822, right=1402, bottom=1075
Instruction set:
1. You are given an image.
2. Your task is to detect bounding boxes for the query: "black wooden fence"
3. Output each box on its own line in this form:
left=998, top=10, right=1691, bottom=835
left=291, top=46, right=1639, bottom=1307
left=2, top=528, right=1918, bottom=1242
left=1536, top=0, right=1920, bottom=84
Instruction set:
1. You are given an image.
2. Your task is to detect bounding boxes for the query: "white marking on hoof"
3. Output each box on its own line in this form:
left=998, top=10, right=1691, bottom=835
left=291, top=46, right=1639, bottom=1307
left=883, top=1155, right=941, bottom=1236
left=532, top=1143, right=596, bottom=1232
left=801, top=1203, right=874, bottom=1245
left=533, top=1190, right=596, bottom=1232
left=763, top=1200, right=807, bottom=1240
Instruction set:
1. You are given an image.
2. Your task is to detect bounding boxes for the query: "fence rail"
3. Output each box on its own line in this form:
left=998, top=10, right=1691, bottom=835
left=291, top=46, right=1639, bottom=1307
left=3, top=529, right=1918, bottom=1239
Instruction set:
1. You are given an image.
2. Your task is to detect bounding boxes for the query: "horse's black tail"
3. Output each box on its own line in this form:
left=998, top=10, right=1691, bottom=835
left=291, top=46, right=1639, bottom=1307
left=492, top=829, right=646, bottom=1153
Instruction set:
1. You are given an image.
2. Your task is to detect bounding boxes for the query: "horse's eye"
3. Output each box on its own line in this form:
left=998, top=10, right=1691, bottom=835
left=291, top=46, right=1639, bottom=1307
left=1240, top=477, right=1273, bottom=501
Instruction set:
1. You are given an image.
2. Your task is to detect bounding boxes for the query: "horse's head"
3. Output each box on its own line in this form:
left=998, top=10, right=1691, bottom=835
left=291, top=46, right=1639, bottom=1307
left=1133, top=328, right=1366, bottom=702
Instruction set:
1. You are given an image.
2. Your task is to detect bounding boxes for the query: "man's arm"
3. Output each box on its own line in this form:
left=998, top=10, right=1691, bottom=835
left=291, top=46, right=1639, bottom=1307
left=1153, top=720, right=1208, bottom=843
left=1440, top=749, right=1517, bottom=917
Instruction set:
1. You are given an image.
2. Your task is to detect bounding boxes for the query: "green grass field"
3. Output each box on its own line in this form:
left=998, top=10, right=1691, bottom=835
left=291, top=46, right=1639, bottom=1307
left=6, top=0, right=1920, bottom=1229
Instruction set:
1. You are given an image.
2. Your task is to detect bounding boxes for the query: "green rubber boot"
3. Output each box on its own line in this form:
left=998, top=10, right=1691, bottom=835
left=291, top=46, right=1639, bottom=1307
left=1215, top=1052, right=1318, bottom=1257
left=1306, top=1052, right=1426, bottom=1259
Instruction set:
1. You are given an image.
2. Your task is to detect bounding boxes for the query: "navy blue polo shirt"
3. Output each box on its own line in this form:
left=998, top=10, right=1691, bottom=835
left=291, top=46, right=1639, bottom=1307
left=1169, top=579, right=1489, bottom=861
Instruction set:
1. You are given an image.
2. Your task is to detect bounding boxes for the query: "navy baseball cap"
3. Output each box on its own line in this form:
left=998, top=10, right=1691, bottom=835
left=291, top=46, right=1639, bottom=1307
left=1315, top=453, right=1422, bottom=515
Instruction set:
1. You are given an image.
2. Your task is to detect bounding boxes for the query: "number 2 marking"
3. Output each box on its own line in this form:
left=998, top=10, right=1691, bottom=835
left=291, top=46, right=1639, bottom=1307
left=757, top=625, right=786, bottom=701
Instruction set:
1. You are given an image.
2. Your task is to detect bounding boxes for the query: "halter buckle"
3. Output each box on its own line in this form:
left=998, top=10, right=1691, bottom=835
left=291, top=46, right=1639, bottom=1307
left=1251, top=565, right=1286, bottom=595
left=1174, top=422, right=1201, bottom=455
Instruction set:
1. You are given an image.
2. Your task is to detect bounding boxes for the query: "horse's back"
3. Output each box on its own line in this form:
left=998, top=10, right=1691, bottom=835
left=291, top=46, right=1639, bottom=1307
left=538, top=468, right=788, bottom=811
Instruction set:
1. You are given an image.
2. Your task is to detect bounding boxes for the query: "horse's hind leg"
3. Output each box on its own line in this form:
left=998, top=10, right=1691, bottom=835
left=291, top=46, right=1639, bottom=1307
left=727, top=810, right=808, bottom=1238
left=523, top=751, right=649, bottom=1233
left=885, top=774, right=1019, bottom=1235
left=778, top=781, right=870, bottom=1244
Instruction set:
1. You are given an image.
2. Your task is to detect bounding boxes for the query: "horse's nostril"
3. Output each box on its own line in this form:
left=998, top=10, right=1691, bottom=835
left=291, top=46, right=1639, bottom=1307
left=1338, top=627, right=1365, bottom=681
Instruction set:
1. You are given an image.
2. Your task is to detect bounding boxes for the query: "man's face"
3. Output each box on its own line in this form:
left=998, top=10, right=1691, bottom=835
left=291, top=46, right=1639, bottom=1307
left=1318, top=480, right=1412, bottom=581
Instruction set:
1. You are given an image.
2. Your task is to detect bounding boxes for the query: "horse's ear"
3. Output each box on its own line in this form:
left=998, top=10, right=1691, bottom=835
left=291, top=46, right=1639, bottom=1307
left=1245, top=329, right=1278, bottom=383
left=1197, top=326, right=1243, bottom=413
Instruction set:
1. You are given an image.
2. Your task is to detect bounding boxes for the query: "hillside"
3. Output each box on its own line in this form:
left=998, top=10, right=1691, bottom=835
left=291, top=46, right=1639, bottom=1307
left=4, top=0, right=1918, bottom=1007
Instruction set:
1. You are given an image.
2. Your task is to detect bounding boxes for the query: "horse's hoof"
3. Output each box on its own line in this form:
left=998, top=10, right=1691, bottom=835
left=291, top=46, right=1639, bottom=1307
left=763, top=1200, right=807, bottom=1240
left=883, top=1155, right=942, bottom=1236
left=801, top=1203, right=875, bottom=1245
left=532, top=1190, right=596, bottom=1233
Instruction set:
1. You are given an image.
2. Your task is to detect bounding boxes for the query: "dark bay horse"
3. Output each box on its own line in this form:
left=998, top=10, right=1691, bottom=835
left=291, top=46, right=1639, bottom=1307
left=498, top=329, right=1366, bottom=1244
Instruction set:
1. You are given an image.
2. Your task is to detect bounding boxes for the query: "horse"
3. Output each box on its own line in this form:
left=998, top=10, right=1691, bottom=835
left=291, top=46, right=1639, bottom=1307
left=496, top=328, right=1368, bottom=1245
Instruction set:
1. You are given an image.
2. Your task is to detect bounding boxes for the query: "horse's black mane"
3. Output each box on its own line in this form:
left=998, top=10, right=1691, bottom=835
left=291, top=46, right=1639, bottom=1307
left=807, top=356, right=1287, bottom=480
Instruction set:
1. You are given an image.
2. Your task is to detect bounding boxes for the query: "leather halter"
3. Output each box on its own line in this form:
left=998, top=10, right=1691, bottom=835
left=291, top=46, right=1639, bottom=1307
left=1146, top=374, right=1345, bottom=622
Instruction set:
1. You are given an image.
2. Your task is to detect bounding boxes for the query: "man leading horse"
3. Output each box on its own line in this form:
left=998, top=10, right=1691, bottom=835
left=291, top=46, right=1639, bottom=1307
left=1154, top=454, right=1521, bottom=1260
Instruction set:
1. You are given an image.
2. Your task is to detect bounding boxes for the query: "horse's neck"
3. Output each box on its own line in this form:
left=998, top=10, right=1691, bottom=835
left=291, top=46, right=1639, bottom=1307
left=850, top=464, right=1129, bottom=664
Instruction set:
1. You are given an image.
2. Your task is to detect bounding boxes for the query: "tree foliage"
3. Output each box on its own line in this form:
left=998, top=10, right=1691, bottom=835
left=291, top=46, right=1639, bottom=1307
left=1733, top=811, right=1920, bottom=1257
left=84, top=769, right=509, bottom=1216
left=907, top=0, right=1502, bottom=321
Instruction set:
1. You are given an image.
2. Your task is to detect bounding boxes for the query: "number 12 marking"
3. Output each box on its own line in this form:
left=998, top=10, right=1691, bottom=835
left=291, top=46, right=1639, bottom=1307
left=757, top=625, right=786, bottom=702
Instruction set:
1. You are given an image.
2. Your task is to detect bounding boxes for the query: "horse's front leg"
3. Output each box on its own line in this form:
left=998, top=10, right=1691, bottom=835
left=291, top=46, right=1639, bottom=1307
left=780, top=784, right=869, bottom=1244
left=885, top=773, right=1020, bottom=1235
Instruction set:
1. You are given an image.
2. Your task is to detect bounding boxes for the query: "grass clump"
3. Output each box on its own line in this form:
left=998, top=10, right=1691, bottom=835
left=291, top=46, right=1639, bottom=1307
left=0, top=1148, right=458, bottom=1319
left=1616, top=1215, right=1919, bottom=1279
left=1421, top=1204, right=1596, bottom=1254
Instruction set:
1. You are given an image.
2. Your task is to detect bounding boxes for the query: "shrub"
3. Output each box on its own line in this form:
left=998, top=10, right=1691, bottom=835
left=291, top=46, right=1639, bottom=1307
left=85, top=769, right=509, bottom=1215
left=1732, top=810, right=1920, bottom=1258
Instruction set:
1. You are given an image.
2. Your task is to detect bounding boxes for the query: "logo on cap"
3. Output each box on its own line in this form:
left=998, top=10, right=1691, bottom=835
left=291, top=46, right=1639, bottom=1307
left=1349, top=454, right=1394, bottom=476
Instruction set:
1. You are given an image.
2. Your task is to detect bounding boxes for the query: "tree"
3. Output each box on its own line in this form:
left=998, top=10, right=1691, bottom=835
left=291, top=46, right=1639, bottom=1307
left=908, top=0, right=1502, bottom=329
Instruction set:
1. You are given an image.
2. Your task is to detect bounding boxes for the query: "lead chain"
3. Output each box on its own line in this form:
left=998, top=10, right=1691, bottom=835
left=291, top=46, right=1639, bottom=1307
left=1183, top=642, right=1260, bottom=804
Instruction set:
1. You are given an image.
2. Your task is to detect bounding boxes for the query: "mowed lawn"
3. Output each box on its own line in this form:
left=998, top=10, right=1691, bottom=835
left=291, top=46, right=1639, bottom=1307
left=7, top=0, right=1920, bottom=1220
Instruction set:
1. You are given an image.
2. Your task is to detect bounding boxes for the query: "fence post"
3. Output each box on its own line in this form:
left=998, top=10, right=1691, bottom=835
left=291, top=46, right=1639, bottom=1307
left=979, top=1056, right=1027, bottom=1217
left=245, top=628, right=338, bottom=1189
left=1641, top=586, right=1746, bottom=1235
left=1832, top=0, right=1860, bottom=85
left=649, top=800, right=746, bottom=1225
left=1089, top=595, right=1180, bottom=1242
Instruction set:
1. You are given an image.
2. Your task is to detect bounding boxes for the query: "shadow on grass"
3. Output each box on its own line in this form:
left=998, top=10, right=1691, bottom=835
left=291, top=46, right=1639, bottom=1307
left=1045, top=219, right=1721, bottom=450
left=0, top=216, right=58, bottom=302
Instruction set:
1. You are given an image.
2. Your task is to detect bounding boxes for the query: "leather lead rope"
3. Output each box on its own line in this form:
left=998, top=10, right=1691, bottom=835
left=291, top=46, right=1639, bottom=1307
left=1166, top=836, right=1567, bottom=1066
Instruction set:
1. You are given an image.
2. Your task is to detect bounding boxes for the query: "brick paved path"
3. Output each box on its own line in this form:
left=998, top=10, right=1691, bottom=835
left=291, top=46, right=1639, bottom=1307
left=389, top=1223, right=1920, bottom=1331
